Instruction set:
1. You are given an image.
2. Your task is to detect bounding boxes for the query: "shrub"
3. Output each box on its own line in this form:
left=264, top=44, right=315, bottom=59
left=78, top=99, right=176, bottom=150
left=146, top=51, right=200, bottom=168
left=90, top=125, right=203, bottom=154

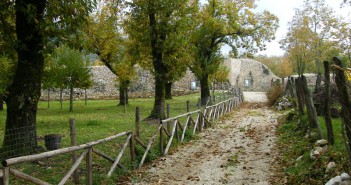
left=266, top=83, right=283, bottom=106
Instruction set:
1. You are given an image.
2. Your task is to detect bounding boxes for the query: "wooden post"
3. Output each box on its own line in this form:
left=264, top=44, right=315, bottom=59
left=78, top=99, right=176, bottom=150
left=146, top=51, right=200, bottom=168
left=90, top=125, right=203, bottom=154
left=129, top=133, right=135, bottom=162
left=47, top=88, right=50, bottom=109
left=323, top=61, right=334, bottom=145
left=85, top=89, right=87, bottom=106
left=186, top=100, right=190, bottom=112
left=159, top=123, right=164, bottom=155
left=69, top=118, right=79, bottom=184
left=295, top=78, right=305, bottom=117
left=86, top=148, right=93, bottom=185
left=166, top=104, right=171, bottom=134
left=124, top=89, right=127, bottom=114
left=302, top=76, right=323, bottom=139
left=135, top=107, right=140, bottom=138
left=333, top=57, right=351, bottom=163
left=197, top=98, right=200, bottom=109
left=3, top=167, right=9, bottom=185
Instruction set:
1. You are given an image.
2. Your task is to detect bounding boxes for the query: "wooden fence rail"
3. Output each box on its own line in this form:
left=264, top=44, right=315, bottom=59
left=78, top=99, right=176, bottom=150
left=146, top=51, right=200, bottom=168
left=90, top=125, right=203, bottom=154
left=2, top=132, right=134, bottom=185
left=2, top=89, right=243, bottom=184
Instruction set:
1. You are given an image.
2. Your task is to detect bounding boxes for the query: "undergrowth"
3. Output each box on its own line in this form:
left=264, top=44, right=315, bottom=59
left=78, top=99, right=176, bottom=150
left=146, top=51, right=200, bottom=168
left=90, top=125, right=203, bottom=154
left=276, top=112, right=349, bottom=184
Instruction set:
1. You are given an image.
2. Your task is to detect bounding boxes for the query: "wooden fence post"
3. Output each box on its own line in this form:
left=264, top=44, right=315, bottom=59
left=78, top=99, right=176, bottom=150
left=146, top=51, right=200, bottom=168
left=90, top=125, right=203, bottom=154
left=197, top=98, right=200, bottom=109
left=333, top=57, right=351, bottom=163
left=186, top=101, right=190, bottom=112
left=159, top=123, right=164, bottom=156
left=86, top=147, right=93, bottom=185
left=69, top=118, right=79, bottom=184
left=85, top=89, right=87, bottom=106
left=167, top=104, right=170, bottom=133
left=135, top=107, right=140, bottom=138
left=2, top=167, right=9, bottom=185
left=323, top=61, right=334, bottom=145
left=129, top=133, right=135, bottom=162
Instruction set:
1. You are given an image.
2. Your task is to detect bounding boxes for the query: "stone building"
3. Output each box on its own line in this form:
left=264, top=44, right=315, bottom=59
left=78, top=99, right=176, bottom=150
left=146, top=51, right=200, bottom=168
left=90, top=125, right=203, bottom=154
left=225, top=58, right=280, bottom=92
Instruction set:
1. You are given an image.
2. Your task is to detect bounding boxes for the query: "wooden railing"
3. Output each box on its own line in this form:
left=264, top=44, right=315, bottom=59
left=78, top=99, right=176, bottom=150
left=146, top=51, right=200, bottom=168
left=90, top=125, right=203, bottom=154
left=1, top=89, right=244, bottom=184
left=137, top=93, right=243, bottom=170
left=1, top=132, right=135, bottom=185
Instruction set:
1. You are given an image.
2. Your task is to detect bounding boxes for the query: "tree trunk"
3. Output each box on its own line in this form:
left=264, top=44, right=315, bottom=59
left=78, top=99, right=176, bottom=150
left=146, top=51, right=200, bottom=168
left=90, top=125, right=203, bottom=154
left=60, top=88, right=63, bottom=110
left=3, top=0, right=47, bottom=157
left=147, top=10, right=167, bottom=120
left=0, top=95, right=4, bottom=111
left=295, top=77, right=304, bottom=117
left=47, top=88, right=50, bottom=109
left=165, top=82, right=173, bottom=100
left=69, top=86, right=73, bottom=112
left=323, top=61, right=334, bottom=145
left=333, top=57, right=351, bottom=162
left=301, top=75, right=323, bottom=139
left=200, top=75, right=211, bottom=106
left=119, top=85, right=129, bottom=106
left=148, top=76, right=166, bottom=119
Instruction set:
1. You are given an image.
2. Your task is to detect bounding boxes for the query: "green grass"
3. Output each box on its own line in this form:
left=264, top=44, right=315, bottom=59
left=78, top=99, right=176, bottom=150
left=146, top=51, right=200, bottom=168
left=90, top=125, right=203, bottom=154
left=277, top=112, right=349, bottom=185
left=0, top=92, right=233, bottom=184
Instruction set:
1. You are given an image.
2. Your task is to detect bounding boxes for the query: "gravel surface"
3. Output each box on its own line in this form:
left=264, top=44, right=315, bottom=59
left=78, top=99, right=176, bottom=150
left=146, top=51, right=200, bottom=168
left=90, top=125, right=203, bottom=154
left=121, top=92, right=279, bottom=185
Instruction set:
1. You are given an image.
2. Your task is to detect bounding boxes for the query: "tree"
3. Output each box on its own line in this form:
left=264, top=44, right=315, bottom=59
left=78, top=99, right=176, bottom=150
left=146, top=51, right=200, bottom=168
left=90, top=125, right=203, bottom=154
left=191, top=0, right=278, bottom=105
left=254, top=55, right=294, bottom=77
left=125, top=0, right=195, bottom=119
left=281, top=16, right=316, bottom=76
left=49, top=45, right=92, bottom=112
left=1, top=0, right=94, bottom=157
left=281, top=0, right=339, bottom=74
left=87, top=2, right=136, bottom=106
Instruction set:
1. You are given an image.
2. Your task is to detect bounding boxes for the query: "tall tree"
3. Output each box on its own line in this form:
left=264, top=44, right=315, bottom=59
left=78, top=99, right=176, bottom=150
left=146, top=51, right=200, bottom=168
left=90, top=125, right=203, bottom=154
left=125, top=0, right=194, bottom=119
left=191, top=0, right=278, bottom=105
left=87, top=2, right=136, bottom=106
left=1, top=0, right=94, bottom=157
left=281, top=0, right=339, bottom=74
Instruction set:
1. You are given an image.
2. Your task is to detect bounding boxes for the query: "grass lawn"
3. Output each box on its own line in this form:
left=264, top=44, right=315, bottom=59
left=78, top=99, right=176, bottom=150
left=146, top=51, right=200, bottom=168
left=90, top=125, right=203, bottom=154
left=0, top=91, right=232, bottom=184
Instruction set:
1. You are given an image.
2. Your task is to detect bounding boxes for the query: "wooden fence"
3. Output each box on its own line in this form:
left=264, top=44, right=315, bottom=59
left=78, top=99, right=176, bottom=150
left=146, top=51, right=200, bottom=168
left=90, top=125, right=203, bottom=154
left=1, top=89, right=243, bottom=184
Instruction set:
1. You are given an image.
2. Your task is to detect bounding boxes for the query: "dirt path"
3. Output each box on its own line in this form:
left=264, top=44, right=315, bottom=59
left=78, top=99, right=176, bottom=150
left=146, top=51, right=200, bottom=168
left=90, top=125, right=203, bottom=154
left=130, top=92, right=280, bottom=185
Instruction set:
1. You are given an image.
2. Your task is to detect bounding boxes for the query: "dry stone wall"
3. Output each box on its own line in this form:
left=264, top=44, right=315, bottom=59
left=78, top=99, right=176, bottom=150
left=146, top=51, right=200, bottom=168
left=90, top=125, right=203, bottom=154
left=41, top=66, right=198, bottom=100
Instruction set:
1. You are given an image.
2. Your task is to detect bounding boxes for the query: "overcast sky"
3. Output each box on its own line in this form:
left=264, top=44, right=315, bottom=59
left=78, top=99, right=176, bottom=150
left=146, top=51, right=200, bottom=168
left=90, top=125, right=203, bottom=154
left=222, top=0, right=351, bottom=57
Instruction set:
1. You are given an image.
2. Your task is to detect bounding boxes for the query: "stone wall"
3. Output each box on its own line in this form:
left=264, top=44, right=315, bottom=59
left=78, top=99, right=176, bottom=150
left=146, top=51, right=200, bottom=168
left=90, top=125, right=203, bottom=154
left=41, top=66, right=198, bottom=100
left=225, top=58, right=280, bottom=92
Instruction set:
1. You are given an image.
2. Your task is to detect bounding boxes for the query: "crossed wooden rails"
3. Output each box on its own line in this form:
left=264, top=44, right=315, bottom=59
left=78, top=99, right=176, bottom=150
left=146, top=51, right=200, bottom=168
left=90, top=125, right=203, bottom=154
left=1, top=94, right=243, bottom=185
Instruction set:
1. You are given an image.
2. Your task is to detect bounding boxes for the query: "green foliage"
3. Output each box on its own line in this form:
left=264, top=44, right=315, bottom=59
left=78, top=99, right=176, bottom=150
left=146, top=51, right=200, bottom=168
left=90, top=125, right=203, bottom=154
left=209, top=63, right=229, bottom=84
left=0, top=55, right=14, bottom=95
left=44, top=45, right=92, bottom=90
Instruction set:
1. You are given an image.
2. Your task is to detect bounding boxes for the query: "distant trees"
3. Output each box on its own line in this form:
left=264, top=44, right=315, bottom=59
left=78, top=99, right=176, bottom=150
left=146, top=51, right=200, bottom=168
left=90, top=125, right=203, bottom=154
left=254, top=55, right=293, bottom=77
left=190, top=0, right=278, bottom=105
left=45, top=45, right=92, bottom=112
left=281, top=0, right=339, bottom=75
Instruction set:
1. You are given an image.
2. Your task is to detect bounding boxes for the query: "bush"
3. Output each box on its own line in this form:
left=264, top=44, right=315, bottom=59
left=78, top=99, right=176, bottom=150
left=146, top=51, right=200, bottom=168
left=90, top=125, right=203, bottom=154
left=266, top=83, right=283, bottom=106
